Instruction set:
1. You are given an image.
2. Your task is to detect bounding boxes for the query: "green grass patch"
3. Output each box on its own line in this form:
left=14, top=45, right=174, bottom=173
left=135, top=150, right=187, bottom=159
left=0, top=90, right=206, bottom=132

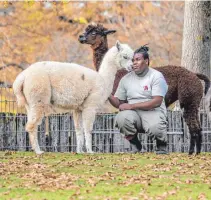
left=0, top=151, right=210, bottom=199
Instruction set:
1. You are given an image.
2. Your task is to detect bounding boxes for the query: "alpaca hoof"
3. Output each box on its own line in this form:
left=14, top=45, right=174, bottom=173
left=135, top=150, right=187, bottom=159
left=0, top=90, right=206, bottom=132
left=87, top=150, right=94, bottom=154
left=35, top=150, right=44, bottom=155
left=76, top=150, right=85, bottom=154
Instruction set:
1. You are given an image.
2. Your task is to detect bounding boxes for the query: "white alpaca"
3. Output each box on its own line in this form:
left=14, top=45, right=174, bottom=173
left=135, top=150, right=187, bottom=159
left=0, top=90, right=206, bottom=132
left=13, top=41, right=134, bottom=154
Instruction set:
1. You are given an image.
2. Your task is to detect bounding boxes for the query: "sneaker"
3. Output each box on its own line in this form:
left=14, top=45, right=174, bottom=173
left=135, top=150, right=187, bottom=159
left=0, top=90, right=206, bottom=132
left=128, top=134, right=142, bottom=153
left=156, top=139, right=168, bottom=155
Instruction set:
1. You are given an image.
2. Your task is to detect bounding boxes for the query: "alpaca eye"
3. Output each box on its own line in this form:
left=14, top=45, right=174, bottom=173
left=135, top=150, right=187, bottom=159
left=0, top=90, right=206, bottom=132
left=123, top=56, right=128, bottom=59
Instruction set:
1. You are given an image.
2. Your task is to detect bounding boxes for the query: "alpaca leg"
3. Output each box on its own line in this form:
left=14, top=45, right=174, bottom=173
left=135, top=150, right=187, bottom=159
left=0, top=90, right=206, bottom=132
left=25, top=105, right=44, bottom=155
left=82, top=108, right=96, bottom=153
left=28, top=128, right=43, bottom=155
left=196, top=130, right=202, bottom=155
left=25, top=106, right=36, bottom=151
left=195, top=114, right=202, bottom=154
left=73, top=110, right=84, bottom=153
left=183, top=107, right=201, bottom=155
left=189, top=134, right=196, bottom=155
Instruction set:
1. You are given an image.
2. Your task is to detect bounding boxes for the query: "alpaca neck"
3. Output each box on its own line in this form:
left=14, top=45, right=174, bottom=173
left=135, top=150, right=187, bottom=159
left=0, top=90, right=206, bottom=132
left=91, top=38, right=108, bottom=71
left=98, top=48, right=118, bottom=97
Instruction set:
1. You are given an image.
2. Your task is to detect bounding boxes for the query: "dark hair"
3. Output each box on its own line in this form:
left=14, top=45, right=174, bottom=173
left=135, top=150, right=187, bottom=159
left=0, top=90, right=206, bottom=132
left=134, top=44, right=150, bottom=65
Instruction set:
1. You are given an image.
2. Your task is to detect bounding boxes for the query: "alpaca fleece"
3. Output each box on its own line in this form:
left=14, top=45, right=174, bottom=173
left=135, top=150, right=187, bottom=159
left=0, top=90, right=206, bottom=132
left=13, top=42, right=134, bottom=155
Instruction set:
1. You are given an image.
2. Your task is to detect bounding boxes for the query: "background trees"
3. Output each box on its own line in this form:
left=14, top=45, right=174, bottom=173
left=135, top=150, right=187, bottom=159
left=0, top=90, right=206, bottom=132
left=0, top=1, right=184, bottom=84
left=181, top=1, right=211, bottom=76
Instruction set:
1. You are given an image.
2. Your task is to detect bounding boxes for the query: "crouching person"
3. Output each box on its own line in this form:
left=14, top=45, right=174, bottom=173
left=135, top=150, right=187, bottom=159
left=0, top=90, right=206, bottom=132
left=109, top=45, right=168, bottom=154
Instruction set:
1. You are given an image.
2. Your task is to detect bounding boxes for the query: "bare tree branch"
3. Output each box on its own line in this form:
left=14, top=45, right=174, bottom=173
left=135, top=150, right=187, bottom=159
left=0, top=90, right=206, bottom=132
left=0, top=63, right=25, bottom=71
left=0, top=81, right=12, bottom=88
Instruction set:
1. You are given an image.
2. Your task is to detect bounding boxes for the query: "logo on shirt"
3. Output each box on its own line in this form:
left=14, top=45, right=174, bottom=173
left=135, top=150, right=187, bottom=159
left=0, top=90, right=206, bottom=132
left=143, top=85, right=148, bottom=91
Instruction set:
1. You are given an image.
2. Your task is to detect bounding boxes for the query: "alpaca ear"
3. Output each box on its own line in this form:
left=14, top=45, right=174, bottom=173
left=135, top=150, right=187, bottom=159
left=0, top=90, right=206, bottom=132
left=116, top=40, right=122, bottom=51
left=104, top=30, right=116, bottom=35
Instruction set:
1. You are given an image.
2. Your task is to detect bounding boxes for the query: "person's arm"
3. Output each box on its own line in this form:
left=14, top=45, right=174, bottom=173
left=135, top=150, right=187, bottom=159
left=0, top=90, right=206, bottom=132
left=119, top=96, right=163, bottom=111
left=108, top=95, right=127, bottom=109
left=131, top=96, right=163, bottom=110
left=109, top=77, right=127, bottom=109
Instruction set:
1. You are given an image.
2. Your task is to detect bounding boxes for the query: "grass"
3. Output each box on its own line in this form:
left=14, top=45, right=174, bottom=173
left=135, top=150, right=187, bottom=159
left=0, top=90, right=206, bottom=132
left=0, top=151, right=210, bottom=200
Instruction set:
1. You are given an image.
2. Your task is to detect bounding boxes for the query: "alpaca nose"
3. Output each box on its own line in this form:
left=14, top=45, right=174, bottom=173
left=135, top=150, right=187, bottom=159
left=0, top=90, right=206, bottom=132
left=125, top=64, right=133, bottom=72
left=128, top=64, right=133, bottom=71
left=78, top=35, right=86, bottom=43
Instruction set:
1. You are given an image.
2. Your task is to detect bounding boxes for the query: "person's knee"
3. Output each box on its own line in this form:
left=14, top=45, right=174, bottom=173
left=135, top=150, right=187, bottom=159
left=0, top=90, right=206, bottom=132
left=148, top=123, right=158, bottom=135
left=148, top=123, right=167, bottom=138
left=116, top=112, right=136, bottom=128
left=115, top=111, right=140, bottom=136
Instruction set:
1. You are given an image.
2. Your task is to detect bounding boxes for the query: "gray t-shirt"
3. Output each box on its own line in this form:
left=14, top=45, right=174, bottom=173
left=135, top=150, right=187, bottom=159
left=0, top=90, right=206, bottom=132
left=114, top=67, right=168, bottom=115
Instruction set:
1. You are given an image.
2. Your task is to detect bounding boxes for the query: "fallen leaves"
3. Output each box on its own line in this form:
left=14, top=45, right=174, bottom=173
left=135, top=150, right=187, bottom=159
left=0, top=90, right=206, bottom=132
left=198, top=193, right=207, bottom=200
left=0, top=152, right=211, bottom=199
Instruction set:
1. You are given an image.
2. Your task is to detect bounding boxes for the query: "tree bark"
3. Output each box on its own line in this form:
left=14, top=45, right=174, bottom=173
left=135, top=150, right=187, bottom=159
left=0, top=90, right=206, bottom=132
left=181, top=1, right=211, bottom=77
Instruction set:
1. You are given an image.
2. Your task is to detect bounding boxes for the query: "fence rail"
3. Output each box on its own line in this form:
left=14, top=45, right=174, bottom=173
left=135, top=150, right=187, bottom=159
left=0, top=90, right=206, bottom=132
left=1, top=86, right=211, bottom=153
left=0, top=111, right=211, bottom=153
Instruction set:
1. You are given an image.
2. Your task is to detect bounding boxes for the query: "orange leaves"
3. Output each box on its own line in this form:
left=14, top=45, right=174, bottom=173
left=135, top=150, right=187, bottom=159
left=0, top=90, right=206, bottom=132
left=0, top=152, right=211, bottom=199
left=198, top=193, right=207, bottom=200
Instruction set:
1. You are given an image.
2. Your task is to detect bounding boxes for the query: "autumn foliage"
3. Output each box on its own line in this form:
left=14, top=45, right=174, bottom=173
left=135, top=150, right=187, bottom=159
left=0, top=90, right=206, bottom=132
left=0, top=1, right=184, bottom=85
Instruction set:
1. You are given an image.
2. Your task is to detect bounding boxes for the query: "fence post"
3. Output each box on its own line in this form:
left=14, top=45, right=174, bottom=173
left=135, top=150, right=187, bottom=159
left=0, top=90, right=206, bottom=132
left=0, top=113, right=5, bottom=150
left=16, top=114, right=27, bottom=151
left=49, top=115, right=60, bottom=152
left=38, top=118, right=47, bottom=152
left=60, top=114, right=70, bottom=152
left=4, top=113, right=17, bottom=150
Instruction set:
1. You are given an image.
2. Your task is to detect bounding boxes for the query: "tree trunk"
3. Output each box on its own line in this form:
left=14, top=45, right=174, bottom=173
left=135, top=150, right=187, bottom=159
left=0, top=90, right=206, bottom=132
left=181, top=1, right=211, bottom=77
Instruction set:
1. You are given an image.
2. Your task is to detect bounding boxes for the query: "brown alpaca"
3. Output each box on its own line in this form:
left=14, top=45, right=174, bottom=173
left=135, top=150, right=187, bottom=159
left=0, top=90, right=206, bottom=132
left=78, top=23, right=210, bottom=155
left=78, top=24, right=116, bottom=71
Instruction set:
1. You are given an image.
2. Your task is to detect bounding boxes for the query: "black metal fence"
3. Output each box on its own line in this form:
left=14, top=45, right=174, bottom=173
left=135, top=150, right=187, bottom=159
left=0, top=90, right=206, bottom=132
left=1, top=86, right=211, bottom=153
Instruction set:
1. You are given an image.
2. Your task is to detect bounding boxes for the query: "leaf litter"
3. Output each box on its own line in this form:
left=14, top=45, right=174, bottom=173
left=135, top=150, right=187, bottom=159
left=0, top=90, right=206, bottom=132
left=0, top=152, right=210, bottom=199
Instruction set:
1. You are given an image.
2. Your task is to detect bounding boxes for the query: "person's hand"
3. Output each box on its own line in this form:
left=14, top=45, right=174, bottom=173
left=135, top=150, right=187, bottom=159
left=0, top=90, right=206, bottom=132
left=119, top=103, right=132, bottom=111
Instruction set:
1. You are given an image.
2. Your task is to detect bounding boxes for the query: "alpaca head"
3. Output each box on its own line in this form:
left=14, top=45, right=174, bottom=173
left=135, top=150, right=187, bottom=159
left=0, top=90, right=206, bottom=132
left=115, top=41, right=134, bottom=71
left=78, top=23, right=116, bottom=49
